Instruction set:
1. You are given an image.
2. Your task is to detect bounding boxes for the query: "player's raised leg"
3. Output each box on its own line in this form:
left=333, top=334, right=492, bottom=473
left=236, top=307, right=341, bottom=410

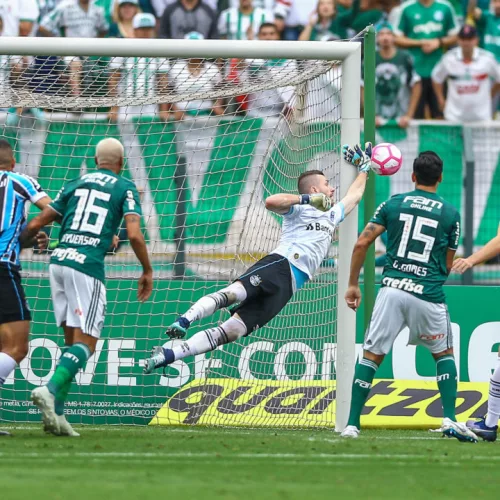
left=146, top=314, right=248, bottom=373
left=165, top=281, right=248, bottom=339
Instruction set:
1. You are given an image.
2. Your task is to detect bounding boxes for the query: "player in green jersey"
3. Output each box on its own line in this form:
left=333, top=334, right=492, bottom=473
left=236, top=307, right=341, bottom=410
left=371, top=22, right=421, bottom=127
left=341, top=151, right=477, bottom=442
left=393, top=0, right=458, bottom=118
left=470, top=0, right=500, bottom=62
left=20, top=138, right=153, bottom=437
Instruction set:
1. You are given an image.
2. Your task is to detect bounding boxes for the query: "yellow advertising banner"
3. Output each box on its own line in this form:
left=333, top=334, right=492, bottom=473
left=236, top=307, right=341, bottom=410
left=150, top=379, right=489, bottom=429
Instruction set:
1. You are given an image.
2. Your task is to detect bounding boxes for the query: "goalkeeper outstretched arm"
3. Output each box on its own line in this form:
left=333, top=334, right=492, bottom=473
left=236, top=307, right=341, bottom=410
left=265, top=142, right=372, bottom=216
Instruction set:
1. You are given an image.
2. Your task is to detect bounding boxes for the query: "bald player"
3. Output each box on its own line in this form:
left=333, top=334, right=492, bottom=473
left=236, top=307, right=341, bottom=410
left=21, top=138, right=153, bottom=437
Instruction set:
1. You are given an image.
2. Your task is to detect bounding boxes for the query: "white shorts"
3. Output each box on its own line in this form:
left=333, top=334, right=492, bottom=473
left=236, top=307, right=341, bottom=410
left=49, top=264, right=106, bottom=338
left=364, top=287, right=452, bottom=355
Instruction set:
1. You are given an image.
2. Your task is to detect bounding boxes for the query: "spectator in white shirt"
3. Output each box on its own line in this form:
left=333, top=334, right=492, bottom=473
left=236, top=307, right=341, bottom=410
left=168, top=31, right=224, bottom=118
left=108, top=13, right=171, bottom=121
left=39, top=0, right=109, bottom=97
left=39, top=0, right=109, bottom=37
left=246, top=23, right=296, bottom=117
left=219, top=0, right=274, bottom=40
left=274, top=0, right=310, bottom=40
left=0, top=0, right=39, bottom=37
left=432, top=24, right=500, bottom=122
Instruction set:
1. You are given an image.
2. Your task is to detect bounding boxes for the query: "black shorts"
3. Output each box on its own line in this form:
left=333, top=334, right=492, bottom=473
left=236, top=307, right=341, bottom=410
left=232, top=254, right=293, bottom=334
left=0, top=264, right=31, bottom=324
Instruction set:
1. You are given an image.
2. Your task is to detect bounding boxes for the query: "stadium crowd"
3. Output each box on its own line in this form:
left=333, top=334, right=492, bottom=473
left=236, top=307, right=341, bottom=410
left=1, top=0, right=500, bottom=123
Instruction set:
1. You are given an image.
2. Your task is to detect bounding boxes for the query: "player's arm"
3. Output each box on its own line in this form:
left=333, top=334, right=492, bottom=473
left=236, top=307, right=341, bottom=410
left=125, top=214, right=153, bottom=302
left=452, top=234, right=500, bottom=273
left=265, top=193, right=331, bottom=214
left=20, top=206, right=59, bottom=248
left=339, top=172, right=369, bottom=217
left=339, top=142, right=372, bottom=216
left=345, top=222, right=386, bottom=310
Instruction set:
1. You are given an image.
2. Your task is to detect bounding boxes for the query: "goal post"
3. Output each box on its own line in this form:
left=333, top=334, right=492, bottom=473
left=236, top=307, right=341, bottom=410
left=0, top=36, right=361, bottom=429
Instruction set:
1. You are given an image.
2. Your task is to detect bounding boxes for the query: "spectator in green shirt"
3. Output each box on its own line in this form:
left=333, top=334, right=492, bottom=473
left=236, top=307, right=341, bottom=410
left=299, top=0, right=352, bottom=41
left=393, top=0, right=459, bottom=118
left=367, top=21, right=422, bottom=127
left=470, top=0, right=500, bottom=62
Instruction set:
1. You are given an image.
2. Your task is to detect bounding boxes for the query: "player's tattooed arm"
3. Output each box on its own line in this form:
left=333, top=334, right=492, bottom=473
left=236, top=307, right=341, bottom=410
left=345, top=223, right=385, bottom=311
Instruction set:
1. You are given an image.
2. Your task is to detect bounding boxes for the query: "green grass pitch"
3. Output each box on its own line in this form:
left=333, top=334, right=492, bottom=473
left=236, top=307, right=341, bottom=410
left=1, top=425, right=498, bottom=500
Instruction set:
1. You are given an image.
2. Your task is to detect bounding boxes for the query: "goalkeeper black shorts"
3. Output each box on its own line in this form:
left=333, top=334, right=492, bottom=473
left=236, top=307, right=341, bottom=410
left=0, top=263, right=32, bottom=324
left=232, top=253, right=293, bottom=334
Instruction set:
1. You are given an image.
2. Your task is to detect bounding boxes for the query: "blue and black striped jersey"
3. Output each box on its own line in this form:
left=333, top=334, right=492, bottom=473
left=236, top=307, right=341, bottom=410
left=0, top=171, right=47, bottom=267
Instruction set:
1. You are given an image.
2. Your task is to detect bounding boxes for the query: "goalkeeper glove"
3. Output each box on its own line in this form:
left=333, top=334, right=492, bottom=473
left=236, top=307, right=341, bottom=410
left=299, top=193, right=332, bottom=212
left=342, top=142, right=372, bottom=173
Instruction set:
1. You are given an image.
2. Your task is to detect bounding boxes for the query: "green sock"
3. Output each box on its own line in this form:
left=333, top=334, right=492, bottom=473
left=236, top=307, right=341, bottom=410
left=436, top=355, right=457, bottom=421
left=54, top=346, right=70, bottom=416
left=47, top=343, right=90, bottom=398
left=347, top=358, right=378, bottom=429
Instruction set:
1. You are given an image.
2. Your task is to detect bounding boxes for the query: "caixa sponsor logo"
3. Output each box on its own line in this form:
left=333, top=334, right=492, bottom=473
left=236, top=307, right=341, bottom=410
left=382, top=276, right=424, bottom=294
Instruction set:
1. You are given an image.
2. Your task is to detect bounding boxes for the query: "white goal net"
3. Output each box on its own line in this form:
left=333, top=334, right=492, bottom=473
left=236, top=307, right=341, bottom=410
left=0, top=38, right=360, bottom=429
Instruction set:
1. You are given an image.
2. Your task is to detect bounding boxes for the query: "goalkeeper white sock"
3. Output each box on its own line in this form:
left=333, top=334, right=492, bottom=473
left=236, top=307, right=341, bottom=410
left=183, top=282, right=247, bottom=324
left=0, top=352, right=17, bottom=386
left=172, top=316, right=247, bottom=360
left=486, top=357, right=500, bottom=428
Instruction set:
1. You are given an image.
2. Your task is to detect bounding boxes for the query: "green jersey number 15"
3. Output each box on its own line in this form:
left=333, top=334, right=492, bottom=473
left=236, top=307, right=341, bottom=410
left=397, top=214, right=438, bottom=264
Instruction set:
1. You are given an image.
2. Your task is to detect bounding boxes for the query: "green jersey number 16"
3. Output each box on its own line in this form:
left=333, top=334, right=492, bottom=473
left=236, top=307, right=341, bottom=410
left=70, top=189, right=111, bottom=235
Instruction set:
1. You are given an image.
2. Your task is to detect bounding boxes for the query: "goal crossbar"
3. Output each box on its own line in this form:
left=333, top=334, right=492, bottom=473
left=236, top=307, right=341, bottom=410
left=1, top=36, right=360, bottom=61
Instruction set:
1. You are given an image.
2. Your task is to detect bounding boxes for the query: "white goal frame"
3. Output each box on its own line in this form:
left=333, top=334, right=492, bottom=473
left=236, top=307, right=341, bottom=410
left=1, top=36, right=360, bottom=431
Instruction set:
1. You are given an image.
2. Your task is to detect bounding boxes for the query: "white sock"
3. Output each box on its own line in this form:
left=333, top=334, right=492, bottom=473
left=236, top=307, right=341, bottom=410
left=486, top=358, right=500, bottom=428
left=183, top=282, right=247, bottom=324
left=172, top=316, right=247, bottom=360
left=0, top=352, right=17, bottom=387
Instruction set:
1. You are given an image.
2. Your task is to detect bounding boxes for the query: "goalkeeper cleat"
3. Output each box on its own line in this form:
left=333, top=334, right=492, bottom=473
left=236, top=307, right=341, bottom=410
left=165, top=319, right=189, bottom=339
left=466, top=417, right=497, bottom=442
left=340, top=425, right=360, bottom=438
left=144, top=346, right=169, bottom=374
left=57, top=415, right=80, bottom=437
left=441, top=418, right=478, bottom=443
left=31, top=386, right=60, bottom=435
left=0, top=430, right=11, bottom=436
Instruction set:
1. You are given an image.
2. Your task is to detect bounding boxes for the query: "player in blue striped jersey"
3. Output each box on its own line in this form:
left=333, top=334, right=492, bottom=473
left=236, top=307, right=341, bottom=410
left=0, top=140, right=51, bottom=436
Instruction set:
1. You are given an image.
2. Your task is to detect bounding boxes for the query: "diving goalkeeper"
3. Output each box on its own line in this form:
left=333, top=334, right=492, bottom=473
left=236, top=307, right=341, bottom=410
left=144, top=143, right=371, bottom=374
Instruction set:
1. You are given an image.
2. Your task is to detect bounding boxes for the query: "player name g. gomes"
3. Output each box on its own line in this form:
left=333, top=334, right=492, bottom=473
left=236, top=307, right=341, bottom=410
left=150, top=379, right=489, bottom=428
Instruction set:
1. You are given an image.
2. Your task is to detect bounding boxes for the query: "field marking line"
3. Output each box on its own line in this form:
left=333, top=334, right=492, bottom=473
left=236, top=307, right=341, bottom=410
left=1, top=452, right=499, bottom=461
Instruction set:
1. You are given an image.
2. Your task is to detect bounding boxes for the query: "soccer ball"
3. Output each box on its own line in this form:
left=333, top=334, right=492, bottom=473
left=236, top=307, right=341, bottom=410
left=371, top=143, right=403, bottom=176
